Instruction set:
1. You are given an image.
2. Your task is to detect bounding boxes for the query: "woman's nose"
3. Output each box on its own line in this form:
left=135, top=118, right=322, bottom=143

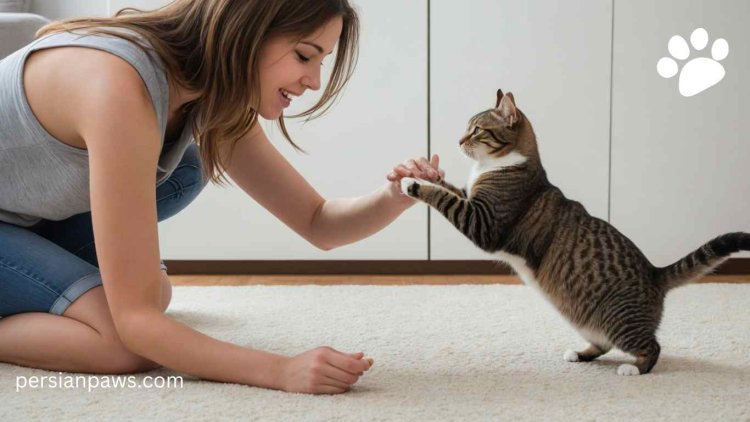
left=302, top=69, right=321, bottom=91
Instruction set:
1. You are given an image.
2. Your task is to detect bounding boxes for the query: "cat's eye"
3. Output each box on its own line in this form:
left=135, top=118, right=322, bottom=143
left=472, top=127, right=482, bottom=135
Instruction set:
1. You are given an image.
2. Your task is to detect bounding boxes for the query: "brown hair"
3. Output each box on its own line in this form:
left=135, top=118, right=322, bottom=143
left=36, top=0, right=360, bottom=186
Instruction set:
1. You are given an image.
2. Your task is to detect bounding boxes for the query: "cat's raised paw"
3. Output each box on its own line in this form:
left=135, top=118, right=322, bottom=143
left=400, top=177, right=420, bottom=197
left=616, top=364, right=641, bottom=376
left=563, top=350, right=579, bottom=362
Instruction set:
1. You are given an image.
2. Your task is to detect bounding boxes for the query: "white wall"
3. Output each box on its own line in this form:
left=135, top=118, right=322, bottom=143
left=31, top=0, right=107, bottom=19
left=31, top=0, right=166, bottom=19
left=610, top=0, right=750, bottom=263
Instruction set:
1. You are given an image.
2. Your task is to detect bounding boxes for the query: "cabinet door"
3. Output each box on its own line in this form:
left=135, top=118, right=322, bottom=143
left=31, top=0, right=108, bottom=19
left=158, top=0, right=429, bottom=259
left=430, top=0, right=613, bottom=259
left=610, top=0, right=750, bottom=265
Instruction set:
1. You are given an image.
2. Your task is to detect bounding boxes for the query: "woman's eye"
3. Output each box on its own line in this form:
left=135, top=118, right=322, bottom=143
left=297, top=52, right=325, bottom=67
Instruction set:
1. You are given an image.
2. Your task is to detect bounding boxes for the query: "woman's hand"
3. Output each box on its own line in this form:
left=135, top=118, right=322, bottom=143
left=280, top=346, right=373, bottom=394
left=387, top=154, right=445, bottom=184
left=386, top=154, right=445, bottom=204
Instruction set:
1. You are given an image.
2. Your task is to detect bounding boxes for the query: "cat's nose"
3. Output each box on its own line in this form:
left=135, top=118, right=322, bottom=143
left=459, top=137, right=468, bottom=146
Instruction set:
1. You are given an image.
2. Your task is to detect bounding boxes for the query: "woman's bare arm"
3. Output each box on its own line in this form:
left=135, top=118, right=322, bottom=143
left=219, top=124, right=416, bottom=251
left=309, top=182, right=415, bottom=250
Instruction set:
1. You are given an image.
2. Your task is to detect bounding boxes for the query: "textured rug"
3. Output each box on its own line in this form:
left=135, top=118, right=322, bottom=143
left=2, top=284, right=749, bottom=421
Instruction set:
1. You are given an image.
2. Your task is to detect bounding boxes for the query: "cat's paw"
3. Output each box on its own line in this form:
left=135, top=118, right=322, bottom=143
left=616, top=364, right=641, bottom=376
left=400, top=177, right=421, bottom=197
left=563, top=350, right=579, bottom=362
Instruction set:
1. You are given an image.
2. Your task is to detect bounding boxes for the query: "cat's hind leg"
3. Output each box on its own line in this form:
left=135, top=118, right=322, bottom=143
left=563, top=343, right=611, bottom=362
left=564, top=327, right=613, bottom=363
left=616, top=337, right=661, bottom=376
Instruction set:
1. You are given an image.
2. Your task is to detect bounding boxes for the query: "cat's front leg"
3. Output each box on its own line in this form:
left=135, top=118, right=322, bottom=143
left=400, top=177, right=456, bottom=205
left=434, top=176, right=466, bottom=198
left=401, top=177, right=497, bottom=251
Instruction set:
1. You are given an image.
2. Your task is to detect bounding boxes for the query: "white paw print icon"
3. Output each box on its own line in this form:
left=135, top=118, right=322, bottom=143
left=657, top=28, right=729, bottom=97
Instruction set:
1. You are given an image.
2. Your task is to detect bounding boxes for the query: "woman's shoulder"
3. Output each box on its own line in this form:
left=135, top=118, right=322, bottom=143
left=28, top=27, right=166, bottom=94
left=24, top=44, right=157, bottom=151
left=29, top=43, right=152, bottom=101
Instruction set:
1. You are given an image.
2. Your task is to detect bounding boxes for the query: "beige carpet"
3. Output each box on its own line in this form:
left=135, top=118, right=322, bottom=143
left=2, top=284, right=749, bottom=421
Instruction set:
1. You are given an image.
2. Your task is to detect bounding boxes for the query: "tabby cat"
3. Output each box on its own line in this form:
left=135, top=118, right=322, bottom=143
left=400, top=89, right=750, bottom=376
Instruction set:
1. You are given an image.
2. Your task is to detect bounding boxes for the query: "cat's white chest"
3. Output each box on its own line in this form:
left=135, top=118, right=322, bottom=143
left=494, top=251, right=558, bottom=311
left=494, top=251, right=542, bottom=291
left=466, top=166, right=483, bottom=199
left=465, top=152, right=527, bottom=198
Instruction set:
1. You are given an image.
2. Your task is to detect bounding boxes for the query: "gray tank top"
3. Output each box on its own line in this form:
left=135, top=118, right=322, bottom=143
left=0, top=28, right=195, bottom=227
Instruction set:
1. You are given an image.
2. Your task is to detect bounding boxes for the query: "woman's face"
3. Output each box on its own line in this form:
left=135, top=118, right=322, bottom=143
left=256, top=16, right=343, bottom=120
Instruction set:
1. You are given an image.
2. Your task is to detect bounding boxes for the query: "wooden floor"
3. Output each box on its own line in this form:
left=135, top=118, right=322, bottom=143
left=170, top=274, right=750, bottom=286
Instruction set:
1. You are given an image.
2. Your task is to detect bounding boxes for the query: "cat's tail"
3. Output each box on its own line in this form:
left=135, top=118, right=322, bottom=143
left=655, top=232, right=750, bottom=290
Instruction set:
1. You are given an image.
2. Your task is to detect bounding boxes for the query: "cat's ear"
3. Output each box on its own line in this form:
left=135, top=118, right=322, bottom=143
left=497, top=92, right=518, bottom=127
left=495, top=88, right=504, bottom=108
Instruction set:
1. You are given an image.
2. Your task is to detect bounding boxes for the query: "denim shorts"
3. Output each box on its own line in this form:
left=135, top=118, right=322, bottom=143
left=0, top=142, right=208, bottom=318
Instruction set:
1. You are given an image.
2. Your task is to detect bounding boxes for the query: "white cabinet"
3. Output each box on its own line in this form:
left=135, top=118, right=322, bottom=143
left=429, top=0, right=613, bottom=259
left=610, top=0, right=750, bottom=265
left=158, top=0, right=429, bottom=259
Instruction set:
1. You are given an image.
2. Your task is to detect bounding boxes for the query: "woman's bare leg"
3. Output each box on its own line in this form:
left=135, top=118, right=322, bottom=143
left=0, top=273, right=171, bottom=374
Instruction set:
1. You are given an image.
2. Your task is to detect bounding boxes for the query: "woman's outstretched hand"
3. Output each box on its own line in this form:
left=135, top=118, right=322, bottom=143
left=280, top=346, right=373, bottom=394
left=387, top=154, right=445, bottom=184
left=386, top=154, right=445, bottom=204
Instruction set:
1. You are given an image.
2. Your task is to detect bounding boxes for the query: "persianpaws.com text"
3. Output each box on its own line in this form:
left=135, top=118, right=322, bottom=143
left=16, top=373, right=183, bottom=392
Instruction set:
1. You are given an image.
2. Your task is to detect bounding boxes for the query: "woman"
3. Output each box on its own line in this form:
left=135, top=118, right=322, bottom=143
left=0, top=0, right=444, bottom=394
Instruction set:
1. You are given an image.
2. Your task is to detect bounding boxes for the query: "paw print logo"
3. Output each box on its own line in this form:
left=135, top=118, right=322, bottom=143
left=656, top=28, right=729, bottom=97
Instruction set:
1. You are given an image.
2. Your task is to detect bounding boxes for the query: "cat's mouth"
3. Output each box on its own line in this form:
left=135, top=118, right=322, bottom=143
left=459, top=144, right=476, bottom=160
